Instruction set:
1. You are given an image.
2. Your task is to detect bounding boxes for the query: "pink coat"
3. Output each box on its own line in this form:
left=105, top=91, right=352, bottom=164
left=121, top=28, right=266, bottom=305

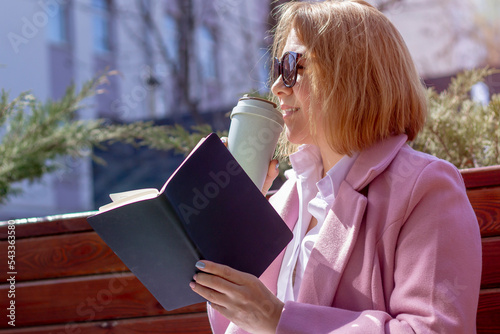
left=208, top=134, right=482, bottom=333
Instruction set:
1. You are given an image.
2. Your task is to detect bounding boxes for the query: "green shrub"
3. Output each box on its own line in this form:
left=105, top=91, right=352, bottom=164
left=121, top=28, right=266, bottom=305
left=411, top=68, right=500, bottom=169
left=0, top=75, right=219, bottom=203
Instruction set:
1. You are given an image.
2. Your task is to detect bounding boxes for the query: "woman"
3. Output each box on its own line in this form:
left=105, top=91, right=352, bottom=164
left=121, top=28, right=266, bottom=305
left=190, top=1, right=482, bottom=333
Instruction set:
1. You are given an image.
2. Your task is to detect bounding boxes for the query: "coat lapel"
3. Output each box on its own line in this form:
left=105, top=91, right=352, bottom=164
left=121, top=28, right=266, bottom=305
left=260, top=178, right=299, bottom=294
left=296, top=134, right=408, bottom=305
left=297, top=182, right=367, bottom=305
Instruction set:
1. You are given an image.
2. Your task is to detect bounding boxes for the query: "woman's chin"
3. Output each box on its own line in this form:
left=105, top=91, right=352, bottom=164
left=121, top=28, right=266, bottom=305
left=285, top=129, right=311, bottom=146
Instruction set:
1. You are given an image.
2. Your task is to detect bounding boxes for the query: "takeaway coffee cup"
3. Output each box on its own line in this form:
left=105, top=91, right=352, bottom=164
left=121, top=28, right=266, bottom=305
left=227, top=95, right=284, bottom=190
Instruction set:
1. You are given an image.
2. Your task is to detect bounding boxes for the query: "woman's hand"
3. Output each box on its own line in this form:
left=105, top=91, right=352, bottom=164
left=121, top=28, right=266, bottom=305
left=262, top=159, right=280, bottom=197
left=221, top=137, right=280, bottom=196
left=190, top=260, right=284, bottom=334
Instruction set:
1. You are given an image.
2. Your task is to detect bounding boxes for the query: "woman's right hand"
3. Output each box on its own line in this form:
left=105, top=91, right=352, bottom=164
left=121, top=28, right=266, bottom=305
left=261, top=159, right=279, bottom=197
left=221, top=137, right=279, bottom=197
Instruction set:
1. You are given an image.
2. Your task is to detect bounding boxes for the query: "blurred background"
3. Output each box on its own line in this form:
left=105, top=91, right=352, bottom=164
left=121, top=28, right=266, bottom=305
left=0, top=0, right=499, bottom=220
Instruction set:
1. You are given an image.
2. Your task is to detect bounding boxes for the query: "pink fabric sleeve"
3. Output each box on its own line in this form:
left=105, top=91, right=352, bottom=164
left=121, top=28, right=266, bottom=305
left=207, top=303, right=231, bottom=333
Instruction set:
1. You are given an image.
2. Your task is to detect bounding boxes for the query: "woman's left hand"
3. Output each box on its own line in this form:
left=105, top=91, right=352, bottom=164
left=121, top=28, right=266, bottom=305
left=190, top=260, right=284, bottom=334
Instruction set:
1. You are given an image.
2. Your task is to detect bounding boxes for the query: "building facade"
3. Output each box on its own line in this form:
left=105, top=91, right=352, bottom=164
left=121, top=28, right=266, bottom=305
left=0, top=0, right=272, bottom=220
left=380, top=0, right=500, bottom=96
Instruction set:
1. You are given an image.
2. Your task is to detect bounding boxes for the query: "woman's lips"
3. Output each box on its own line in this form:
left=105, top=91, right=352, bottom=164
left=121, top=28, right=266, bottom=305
left=281, top=107, right=300, bottom=117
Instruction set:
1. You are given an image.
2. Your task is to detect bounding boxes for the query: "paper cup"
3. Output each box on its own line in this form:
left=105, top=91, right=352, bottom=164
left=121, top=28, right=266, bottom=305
left=227, top=95, right=284, bottom=190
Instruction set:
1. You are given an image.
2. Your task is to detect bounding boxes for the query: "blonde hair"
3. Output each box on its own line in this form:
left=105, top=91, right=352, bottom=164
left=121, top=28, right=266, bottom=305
left=271, top=0, right=427, bottom=156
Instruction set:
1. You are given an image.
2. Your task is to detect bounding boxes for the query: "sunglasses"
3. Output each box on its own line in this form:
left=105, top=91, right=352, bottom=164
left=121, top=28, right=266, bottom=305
left=273, top=51, right=303, bottom=88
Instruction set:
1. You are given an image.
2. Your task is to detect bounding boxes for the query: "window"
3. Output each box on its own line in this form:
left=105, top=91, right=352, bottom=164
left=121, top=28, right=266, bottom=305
left=196, top=26, right=216, bottom=80
left=47, top=1, right=69, bottom=44
left=163, top=15, right=179, bottom=64
left=259, top=48, right=271, bottom=93
left=471, top=81, right=490, bottom=105
left=92, top=0, right=112, bottom=53
left=474, top=0, right=499, bottom=22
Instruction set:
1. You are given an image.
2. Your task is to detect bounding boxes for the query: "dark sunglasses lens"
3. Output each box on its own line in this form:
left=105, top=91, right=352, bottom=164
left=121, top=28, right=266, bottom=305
left=282, top=53, right=296, bottom=86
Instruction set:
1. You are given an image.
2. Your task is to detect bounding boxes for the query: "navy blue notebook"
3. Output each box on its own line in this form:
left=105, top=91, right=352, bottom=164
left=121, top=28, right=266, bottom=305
left=87, top=133, right=292, bottom=311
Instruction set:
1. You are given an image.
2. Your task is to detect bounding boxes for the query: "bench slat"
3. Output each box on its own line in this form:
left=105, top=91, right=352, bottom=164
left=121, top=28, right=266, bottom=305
left=0, top=273, right=206, bottom=328
left=0, top=313, right=211, bottom=334
left=481, top=237, right=500, bottom=289
left=461, top=165, right=500, bottom=189
left=0, top=231, right=128, bottom=282
left=0, top=213, right=93, bottom=241
left=477, top=288, right=500, bottom=334
left=3, top=228, right=499, bottom=290
left=467, top=187, right=500, bottom=237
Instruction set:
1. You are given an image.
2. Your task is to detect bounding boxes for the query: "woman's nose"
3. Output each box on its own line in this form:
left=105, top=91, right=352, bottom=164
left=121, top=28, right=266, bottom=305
left=271, top=76, right=292, bottom=97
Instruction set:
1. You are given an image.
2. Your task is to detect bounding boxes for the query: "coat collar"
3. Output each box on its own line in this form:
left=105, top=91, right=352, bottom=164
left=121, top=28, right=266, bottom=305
left=346, top=134, right=408, bottom=191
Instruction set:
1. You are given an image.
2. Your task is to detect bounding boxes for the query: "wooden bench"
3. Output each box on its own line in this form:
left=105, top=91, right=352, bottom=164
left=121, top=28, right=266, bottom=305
left=0, top=210, right=212, bottom=333
left=463, top=166, right=500, bottom=333
left=0, top=165, right=499, bottom=333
